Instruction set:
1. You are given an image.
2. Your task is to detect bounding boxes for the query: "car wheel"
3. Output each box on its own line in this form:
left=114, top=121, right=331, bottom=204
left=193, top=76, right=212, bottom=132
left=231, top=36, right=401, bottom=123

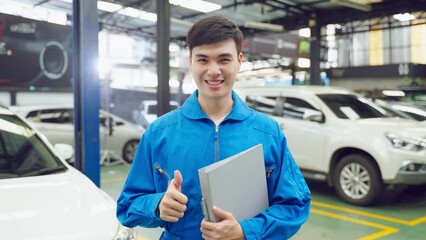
left=333, top=154, right=384, bottom=206
left=122, top=139, right=139, bottom=164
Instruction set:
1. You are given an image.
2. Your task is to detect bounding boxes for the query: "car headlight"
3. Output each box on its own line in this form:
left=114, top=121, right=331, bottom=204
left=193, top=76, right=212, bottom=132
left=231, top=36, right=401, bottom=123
left=385, top=133, right=426, bottom=152
left=114, top=223, right=139, bottom=240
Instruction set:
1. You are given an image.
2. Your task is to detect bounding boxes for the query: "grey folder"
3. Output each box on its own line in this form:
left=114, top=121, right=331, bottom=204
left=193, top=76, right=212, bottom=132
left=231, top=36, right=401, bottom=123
left=198, top=144, right=269, bottom=222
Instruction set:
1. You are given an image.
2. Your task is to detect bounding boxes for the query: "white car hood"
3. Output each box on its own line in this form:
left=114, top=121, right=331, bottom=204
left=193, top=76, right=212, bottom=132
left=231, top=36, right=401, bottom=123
left=0, top=167, right=118, bottom=240
left=356, top=118, right=426, bottom=138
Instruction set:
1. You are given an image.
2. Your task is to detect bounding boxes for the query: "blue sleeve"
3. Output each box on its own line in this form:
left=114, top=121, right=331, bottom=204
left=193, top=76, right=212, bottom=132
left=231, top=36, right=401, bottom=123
left=116, top=129, right=166, bottom=228
left=240, top=138, right=311, bottom=239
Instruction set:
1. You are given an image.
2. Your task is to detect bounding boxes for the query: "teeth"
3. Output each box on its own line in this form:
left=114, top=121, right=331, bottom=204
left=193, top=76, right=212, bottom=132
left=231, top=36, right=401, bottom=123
left=206, top=80, right=223, bottom=85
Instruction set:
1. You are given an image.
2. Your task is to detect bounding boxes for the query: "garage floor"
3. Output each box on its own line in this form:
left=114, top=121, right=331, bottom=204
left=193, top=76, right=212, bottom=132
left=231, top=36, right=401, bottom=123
left=101, top=163, right=426, bottom=240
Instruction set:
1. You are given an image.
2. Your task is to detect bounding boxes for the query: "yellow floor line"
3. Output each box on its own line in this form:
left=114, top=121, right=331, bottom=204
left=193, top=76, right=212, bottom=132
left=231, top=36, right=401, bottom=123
left=101, top=177, right=126, bottom=183
left=312, top=201, right=426, bottom=226
left=312, top=208, right=399, bottom=240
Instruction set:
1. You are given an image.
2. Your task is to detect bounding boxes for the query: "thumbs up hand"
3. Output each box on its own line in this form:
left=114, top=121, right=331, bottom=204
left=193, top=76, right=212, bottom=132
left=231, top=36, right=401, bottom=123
left=159, top=170, right=188, bottom=222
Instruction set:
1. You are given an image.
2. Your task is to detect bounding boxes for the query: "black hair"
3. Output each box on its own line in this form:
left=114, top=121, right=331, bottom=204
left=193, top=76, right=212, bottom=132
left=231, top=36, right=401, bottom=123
left=187, top=16, right=243, bottom=54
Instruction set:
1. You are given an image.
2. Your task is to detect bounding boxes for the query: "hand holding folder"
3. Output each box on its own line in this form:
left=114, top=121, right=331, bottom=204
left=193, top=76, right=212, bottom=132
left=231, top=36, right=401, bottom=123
left=200, top=206, right=246, bottom=239
left=198, top=144, right=269, bottom=222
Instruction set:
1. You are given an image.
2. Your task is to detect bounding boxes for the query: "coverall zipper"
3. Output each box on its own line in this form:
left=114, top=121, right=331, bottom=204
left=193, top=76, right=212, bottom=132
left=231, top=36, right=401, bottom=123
left=215, top=124, right=219, bottom=162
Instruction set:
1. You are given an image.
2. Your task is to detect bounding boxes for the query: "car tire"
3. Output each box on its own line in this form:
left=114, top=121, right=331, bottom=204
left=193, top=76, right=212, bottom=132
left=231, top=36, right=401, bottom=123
left=122, top=139, right=139, bottom=164
left=333, top=154, right=384, bottom=206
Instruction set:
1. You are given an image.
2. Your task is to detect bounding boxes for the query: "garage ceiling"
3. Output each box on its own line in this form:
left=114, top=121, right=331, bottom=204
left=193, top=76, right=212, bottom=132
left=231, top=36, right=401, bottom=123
left=7, top=0, right=426, bottom=42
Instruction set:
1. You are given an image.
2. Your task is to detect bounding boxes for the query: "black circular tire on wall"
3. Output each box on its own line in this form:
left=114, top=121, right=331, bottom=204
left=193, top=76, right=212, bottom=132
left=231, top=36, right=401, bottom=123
left=333, top=154, right=384, bottom=206
left=122, top=139, right=139, bottom=164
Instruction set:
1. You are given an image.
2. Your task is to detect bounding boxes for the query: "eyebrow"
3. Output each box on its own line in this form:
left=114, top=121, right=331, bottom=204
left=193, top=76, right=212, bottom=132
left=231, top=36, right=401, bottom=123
left=194, top=53, right=234, bottom=59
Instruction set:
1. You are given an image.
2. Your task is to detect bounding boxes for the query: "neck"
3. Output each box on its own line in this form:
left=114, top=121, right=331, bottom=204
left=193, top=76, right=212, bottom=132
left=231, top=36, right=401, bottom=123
left=198, top=94, right=233, bottom=122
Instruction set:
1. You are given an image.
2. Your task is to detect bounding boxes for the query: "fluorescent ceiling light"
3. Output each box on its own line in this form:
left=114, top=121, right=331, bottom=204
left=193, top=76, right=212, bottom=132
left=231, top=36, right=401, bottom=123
left=169, top=0, right=222, bottom=13
left=244, top=21, right=283, bottom=32
left=98, top=1, right=122, bottom=12
left=393, top=13, right=416, bottom=22
left=330, top=0, right=371, bottom=12
left=0, top=0, right=67, bottom=25
left=120, top=7, right=157, bottom=22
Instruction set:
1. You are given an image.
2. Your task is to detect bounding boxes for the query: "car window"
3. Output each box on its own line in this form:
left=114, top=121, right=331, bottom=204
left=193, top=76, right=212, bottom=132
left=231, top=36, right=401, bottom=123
left=246, top=95, right=316, bottom=120
left=27, top=109, right=73, bottom=124
left=318, top=94, right=386, bottom=119
left=398, top=108, right=426, bottom=121
left=246, top=95, right=276, bottom=115
left=0, top=114, right=65, bottom=178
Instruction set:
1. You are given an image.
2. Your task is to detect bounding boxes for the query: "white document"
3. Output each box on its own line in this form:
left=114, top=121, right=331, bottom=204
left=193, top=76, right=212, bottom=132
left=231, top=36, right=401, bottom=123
left=198, top=144, right=269, bottom=222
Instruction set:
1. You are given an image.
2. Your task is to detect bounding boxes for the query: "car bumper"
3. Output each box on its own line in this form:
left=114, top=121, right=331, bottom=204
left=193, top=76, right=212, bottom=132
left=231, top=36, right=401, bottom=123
left=392, top=162, right=426, bottom=185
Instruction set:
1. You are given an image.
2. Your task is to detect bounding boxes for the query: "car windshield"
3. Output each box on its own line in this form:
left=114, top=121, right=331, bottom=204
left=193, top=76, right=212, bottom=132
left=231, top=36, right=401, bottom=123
left=318, top=94, right=387, bottom=119
left=0, top=114, right=66, bottom=179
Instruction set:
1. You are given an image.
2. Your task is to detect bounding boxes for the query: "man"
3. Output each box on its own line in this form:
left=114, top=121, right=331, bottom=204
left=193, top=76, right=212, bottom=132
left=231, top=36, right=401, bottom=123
left=117, top=16, right=311, bottom=240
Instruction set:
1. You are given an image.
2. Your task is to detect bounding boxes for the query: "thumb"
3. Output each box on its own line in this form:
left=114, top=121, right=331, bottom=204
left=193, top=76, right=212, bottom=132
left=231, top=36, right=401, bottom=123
left=172, top=170, right=183, bottom=191
left=213, top=206, right=232, bottom=220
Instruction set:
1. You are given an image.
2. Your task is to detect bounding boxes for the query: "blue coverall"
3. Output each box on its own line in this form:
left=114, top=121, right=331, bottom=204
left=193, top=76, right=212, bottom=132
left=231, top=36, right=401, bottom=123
left=117, top=90, right=311, bottom=240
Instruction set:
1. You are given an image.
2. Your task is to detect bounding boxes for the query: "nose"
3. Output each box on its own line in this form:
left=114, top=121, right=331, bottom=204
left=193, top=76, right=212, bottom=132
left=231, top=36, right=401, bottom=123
left=207, top=62, right=221, bottom=76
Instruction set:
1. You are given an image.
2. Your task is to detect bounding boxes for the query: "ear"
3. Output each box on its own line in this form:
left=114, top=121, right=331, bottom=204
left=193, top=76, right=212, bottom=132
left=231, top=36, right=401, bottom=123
left=237, top=52, right=243, bottom=68
left=189, top=52, right=193, bottom=68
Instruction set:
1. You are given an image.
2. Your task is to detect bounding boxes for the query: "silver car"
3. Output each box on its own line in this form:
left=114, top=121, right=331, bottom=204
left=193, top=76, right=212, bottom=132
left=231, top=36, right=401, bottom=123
left=10, top=105, right=144, bottom=163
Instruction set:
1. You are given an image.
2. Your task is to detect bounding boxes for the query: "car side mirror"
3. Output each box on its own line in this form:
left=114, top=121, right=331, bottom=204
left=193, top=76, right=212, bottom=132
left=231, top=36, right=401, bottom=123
left=54, top=143, right=74, bottom=162
left=303, top=109, right=325, bottom=123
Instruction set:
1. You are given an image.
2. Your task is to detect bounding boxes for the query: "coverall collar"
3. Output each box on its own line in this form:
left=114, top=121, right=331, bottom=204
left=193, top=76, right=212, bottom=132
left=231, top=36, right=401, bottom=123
left=181, top=90, right=252, bottom=121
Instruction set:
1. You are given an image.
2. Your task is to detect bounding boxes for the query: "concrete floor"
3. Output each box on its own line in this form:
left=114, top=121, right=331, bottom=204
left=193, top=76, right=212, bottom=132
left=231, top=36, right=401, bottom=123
left=101, top=163, right=426, bottom=240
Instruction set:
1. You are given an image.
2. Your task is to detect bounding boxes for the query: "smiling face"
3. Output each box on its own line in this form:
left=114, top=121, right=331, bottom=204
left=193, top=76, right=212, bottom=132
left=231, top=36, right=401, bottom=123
left=189, top=38, right=243, bottom=104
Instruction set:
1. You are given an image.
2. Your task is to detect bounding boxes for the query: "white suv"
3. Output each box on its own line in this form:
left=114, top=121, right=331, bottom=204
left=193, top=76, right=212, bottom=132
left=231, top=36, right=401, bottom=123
left=235, top=86, right=426, bottom=206
left=0, top=105, right=138, bottom=239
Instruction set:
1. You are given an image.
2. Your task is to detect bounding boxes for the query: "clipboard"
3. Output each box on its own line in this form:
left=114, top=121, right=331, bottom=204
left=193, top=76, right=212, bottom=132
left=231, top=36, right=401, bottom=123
left=198, top=144, right=269, bottom=222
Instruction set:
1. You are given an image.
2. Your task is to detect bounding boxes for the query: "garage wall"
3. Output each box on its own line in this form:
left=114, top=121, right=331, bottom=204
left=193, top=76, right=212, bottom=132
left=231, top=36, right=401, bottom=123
left=16, top=92, right=73, bottom=106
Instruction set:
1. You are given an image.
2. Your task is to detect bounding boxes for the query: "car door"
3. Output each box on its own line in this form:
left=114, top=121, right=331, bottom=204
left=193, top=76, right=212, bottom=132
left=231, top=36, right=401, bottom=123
left=271, top=96, right=327, bottom=171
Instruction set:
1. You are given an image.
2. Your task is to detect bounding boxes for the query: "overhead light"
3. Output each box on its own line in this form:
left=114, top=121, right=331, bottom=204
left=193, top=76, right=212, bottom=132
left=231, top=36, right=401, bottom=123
left=169, top=0, right=222, bottom=13
left=330, top=0, right=371, bottom=12
left=0, top=0, right=67, bottom=25
left=393, top=13, right=416, bottom=22
left=244, top=21, right=284, bottom=32
left=120, top=7, right=157, bottom=22
left=98, top=1, right=122, bottom=12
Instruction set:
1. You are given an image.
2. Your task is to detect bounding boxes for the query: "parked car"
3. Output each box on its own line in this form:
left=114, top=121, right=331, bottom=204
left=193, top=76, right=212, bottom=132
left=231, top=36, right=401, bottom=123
left=0, top=105, right=138, bottom=239
left=235, top=86, right=426, bottom=206
left=9, top=105, right=144, bottom=163
left=133, top=100, right=180, bottom=128
left=374, top=99, right=426, bottom=122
